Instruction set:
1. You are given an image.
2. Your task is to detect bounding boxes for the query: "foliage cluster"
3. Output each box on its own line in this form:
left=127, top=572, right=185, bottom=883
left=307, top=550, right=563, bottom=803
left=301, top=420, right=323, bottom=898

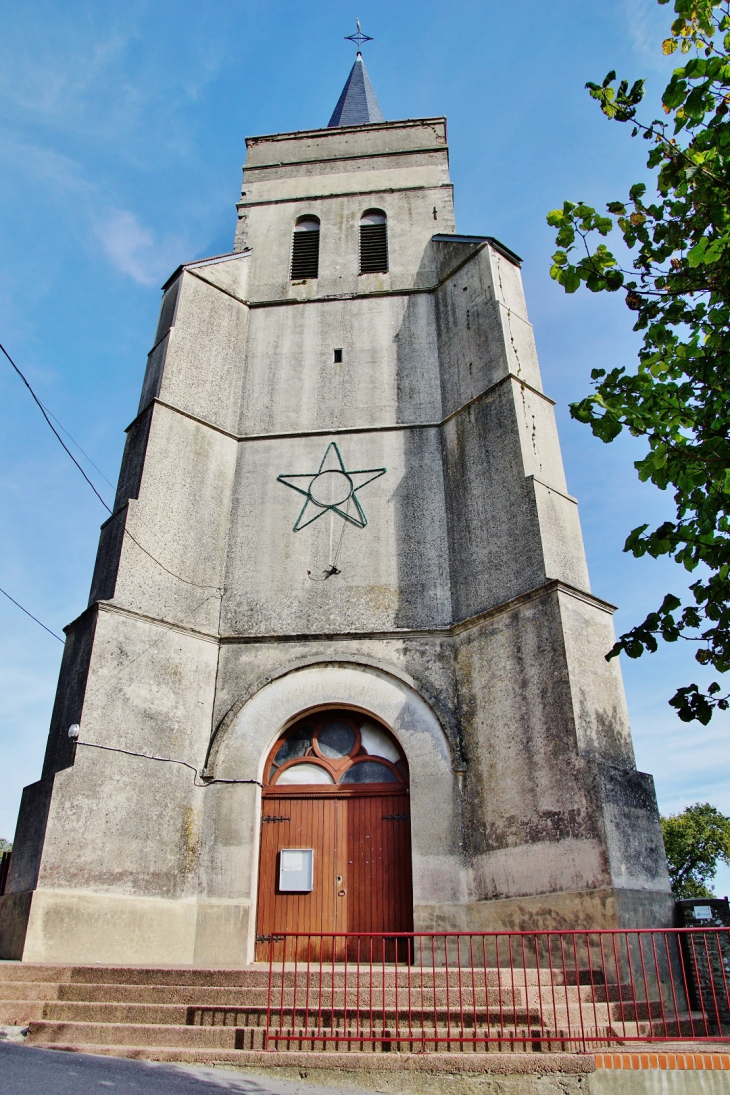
left=661, top=802, right=730, bottom=895
left=548, top=0, right=730, bottom=722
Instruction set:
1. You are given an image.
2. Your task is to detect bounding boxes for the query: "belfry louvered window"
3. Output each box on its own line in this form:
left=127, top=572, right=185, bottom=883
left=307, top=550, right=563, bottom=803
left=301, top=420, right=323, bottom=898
left=290, top=216, right=320, bottom=280
left=360, top=210, right=388, bottom=274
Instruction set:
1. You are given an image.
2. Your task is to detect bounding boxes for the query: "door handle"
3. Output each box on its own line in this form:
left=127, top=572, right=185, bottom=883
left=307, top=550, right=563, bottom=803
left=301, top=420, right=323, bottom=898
left=338, top=890, right=346, bottom=897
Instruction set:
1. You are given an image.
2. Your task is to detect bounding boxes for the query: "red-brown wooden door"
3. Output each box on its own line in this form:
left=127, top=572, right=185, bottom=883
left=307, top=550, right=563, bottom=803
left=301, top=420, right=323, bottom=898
left=256, top=786, right=413, bottom=961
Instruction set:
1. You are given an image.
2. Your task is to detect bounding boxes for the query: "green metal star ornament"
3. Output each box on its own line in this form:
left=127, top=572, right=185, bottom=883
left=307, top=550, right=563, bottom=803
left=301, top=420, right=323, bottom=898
left=277, top=442, right=386, bottom=531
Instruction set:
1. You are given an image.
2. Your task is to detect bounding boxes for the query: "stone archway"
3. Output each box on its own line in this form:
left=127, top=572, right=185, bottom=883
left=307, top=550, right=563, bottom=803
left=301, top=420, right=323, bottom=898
left=197, top=662, right=465, bottom=964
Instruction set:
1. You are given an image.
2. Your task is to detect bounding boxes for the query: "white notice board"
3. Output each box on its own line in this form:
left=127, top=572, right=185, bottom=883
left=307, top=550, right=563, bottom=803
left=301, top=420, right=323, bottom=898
left=279, top=848, right=314, bottom=892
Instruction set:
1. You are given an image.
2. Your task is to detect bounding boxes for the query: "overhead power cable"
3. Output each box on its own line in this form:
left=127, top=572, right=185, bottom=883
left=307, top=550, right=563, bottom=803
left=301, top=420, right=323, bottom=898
left=39, top=401, right=116, bottom=492
left=0, top=340, right=221, bottom=592
left=0, top=585, right=64, bottom=643
left=0, top=341, right=113, bottom=512
left=73, top=738, right=262, bottom=788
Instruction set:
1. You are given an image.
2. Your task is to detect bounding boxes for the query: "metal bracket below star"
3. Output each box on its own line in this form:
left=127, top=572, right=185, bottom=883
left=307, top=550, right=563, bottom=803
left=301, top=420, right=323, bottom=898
left=277, top=442, right=386, bottom=531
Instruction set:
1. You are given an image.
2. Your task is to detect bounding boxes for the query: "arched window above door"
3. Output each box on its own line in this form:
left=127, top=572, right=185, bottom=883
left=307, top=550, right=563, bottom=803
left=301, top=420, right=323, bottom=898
left=266, top=709, right=406, bottom=787
left=359, top=209, right=388, bottom=274
left=290, top=215, right=320, bottom=280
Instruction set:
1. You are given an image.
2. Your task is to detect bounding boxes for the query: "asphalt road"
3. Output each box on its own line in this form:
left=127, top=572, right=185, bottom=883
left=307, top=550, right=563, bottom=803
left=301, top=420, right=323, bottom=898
left=0, top=1043, right=358, bottom=1095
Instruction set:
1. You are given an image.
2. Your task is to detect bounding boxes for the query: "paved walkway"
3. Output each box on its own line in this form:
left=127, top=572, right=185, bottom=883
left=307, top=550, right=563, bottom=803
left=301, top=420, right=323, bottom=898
left=0, top=1043, right=354, bottom=1095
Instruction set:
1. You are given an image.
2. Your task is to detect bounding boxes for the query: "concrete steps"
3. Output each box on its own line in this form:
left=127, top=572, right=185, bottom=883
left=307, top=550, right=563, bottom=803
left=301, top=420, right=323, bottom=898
left=11, top=1045, right=600, bottom=1073
left=25, top=1019, right=264, bottom=1049
left=0, top=961, right=701, bottom=1062
left=14, top=1000, right=558, bottom=1027
left=23, top=1018, right=617, bottom=1054
left=0, top=963, right=607, bottom=987
left=0, top=964, right=270, bottom=986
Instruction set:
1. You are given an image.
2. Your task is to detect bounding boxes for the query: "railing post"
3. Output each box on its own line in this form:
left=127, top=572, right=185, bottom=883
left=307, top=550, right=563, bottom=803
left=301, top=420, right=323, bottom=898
left=343, top=933, right=348, bottom=1050
left=394, top=934, right=400, bottom=1048
left=572, top=933, right=587, bottom=1053
left=407, top=932, right=413, bottom=1049
left=265, top=933, right=274, bottom=1050
left=356, top=934, right=362, bottom=1045
left=305, top=935, right=312, bottom=1043
left=586, top=933, right=599, bottom=1045
left=278, top=933, right=288, bottom=1049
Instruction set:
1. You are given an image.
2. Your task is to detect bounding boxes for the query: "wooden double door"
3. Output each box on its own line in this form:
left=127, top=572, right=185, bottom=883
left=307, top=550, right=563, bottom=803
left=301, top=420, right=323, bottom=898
left=256, top=786, right=413, bottom=961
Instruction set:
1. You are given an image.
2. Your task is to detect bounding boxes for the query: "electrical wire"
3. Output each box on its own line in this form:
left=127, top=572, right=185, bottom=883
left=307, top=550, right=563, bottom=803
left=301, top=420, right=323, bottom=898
left=84, top=591, right=220, bottom=704
left=75, top=739, right=262, bottom=788
left=120, top=523, right=223, bottom=590
left=331, top=503, right=349, bottom=570
left=306, top=502, right=349, bottom=581
left=39, top=401, right=116, bottom=492
left=0, top=339, right=222, bottom=592
left=0, top=341, right=113, bottom=512
left=0, top=585, right=64, bottom=643
left=0, top=343, right=234, bottom=781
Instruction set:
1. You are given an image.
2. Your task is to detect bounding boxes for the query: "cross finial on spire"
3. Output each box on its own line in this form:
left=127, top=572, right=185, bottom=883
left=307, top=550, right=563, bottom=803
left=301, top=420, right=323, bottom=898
left=328, top=21, right=383, bottom=127
left=344, top=19, right=373, bottom=54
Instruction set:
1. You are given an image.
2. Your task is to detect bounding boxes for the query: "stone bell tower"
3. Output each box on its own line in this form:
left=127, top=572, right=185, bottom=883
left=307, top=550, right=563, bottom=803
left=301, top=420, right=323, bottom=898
left=0, top=46, right=673, bottom=966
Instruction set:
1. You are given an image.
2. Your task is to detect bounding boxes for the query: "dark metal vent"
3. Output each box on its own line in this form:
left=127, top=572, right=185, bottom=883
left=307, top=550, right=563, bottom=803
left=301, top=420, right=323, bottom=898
left=360, top=223, right=388, bottom=274
left=291, top=229, right=319, bottom=280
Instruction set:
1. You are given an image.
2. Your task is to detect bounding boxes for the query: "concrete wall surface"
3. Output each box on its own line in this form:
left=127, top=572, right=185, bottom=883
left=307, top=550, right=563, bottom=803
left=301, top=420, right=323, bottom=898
left=230, top=1062, right=730, bottom=1095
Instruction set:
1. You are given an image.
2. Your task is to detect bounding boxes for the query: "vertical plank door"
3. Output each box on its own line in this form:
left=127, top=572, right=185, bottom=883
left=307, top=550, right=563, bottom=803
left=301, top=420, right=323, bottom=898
left=256, top=789, right=414, bottom=963
left=343, top=791, right=413, bottom=962
left=256, top=793, right=341, bottom=962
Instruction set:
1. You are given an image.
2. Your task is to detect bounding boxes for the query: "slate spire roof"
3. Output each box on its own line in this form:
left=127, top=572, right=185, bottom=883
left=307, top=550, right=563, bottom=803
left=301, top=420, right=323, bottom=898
left=328, top=54, right=384, bottom=128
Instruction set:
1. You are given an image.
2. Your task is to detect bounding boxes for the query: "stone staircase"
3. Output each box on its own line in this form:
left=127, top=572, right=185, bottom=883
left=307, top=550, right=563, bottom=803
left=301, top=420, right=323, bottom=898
left=0, top=961, right=705, bottom=1063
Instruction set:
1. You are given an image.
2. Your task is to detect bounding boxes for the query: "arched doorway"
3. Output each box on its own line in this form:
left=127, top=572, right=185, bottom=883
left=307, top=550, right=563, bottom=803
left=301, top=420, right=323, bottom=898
left=255, top=708, right=413, bottom=961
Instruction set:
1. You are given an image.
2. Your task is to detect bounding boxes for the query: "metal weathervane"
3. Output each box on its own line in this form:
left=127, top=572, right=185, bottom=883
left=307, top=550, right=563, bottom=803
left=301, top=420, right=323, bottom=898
left=345, top=19, right=373, bottom=52
left=277, top=442, right=386, bottom=532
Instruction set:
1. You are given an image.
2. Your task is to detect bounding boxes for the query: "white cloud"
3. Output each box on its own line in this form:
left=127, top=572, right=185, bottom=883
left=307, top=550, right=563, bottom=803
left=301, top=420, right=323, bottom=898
left=624, top=0, right=676, bottom=74
left=94, top=209, right=186, bottom=287
left=0, top=135, right=187, bottom=286
left=0, top=27, right=138, bottom=140
left=0, top=132, right=93, bottom=196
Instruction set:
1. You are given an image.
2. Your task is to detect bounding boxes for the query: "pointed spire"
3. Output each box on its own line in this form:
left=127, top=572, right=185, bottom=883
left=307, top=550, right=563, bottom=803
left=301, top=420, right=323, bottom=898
left=328, top=54, right=384, bottom=128
left=329, top=22, right=384, bottom=128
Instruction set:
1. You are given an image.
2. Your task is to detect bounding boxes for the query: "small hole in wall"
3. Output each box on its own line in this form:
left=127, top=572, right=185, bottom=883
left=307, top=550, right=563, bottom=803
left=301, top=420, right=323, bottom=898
left=333, top=348, right=343, bottom=363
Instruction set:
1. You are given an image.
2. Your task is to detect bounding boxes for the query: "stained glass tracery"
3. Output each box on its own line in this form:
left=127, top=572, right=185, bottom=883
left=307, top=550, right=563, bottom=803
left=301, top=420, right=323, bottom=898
left=266, top=710, right=405, bottom=787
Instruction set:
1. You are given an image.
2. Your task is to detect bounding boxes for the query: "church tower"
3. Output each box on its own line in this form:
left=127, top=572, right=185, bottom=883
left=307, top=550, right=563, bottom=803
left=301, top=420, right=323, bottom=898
left=0, top=44, right=673, bottom=965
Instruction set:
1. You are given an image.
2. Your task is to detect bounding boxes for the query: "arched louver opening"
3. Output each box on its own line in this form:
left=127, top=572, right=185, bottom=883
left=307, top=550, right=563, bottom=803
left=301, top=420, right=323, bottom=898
left=360, top=210, right=388, bottom=274
left=290, top=216, right=320, bottom=280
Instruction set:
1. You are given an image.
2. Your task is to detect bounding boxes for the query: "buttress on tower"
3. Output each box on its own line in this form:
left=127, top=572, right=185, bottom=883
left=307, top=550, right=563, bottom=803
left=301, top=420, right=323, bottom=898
left=0, top=53, right=673, bottom=965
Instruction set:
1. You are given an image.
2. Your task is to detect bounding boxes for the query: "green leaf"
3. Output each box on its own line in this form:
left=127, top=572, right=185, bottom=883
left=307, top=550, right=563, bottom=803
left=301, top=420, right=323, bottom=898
left=561, top=267, right=582, bottom=293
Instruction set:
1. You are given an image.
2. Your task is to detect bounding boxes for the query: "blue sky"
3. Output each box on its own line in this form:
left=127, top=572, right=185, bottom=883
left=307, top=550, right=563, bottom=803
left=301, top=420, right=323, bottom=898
left=1, top=0, right=729, bottom=892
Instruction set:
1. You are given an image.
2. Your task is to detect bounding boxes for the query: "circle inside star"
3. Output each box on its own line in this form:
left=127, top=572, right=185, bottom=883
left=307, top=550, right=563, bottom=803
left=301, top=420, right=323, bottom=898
left=309, top=470, right=354, bottom=508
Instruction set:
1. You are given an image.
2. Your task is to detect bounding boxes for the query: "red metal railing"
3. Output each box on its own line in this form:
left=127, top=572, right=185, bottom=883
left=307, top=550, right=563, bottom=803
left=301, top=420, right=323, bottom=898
left=263, top=929, right=730, bottom=1052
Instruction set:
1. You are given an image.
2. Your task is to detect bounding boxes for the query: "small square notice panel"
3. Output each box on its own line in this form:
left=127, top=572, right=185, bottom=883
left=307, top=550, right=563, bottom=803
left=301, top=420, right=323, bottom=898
left=279, top=848, right=314, bottom=892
